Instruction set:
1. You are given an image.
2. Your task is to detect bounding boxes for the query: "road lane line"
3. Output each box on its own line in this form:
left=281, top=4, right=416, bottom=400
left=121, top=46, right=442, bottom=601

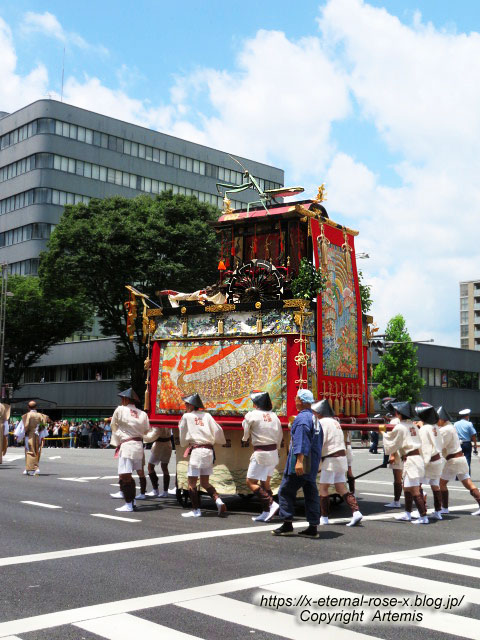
left=333, top=566, right=480, bottom=605
left=445, top=549, right=480, bottom=561
left=0, top=504, right=478, bottom=569
left=91, top=514, right=141, bottom=523
left=2, top=538, right=480, bottom=637
left=395, top=556, right=480, bottom=579
left=20, top=501, right=62, bottom=509
left=75, top=613, right=202, bottom=639
left=359, top=492, right=396, bottom=498
left=177, top=595, right=371, bottom=640
left=263, top=579, right=480, bottom=639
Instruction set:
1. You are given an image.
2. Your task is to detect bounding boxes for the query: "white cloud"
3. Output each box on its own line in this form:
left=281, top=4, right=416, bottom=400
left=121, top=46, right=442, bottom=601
left=21, top=11, right=108, bottom=55
left=0, top=17, right=49, bottom=113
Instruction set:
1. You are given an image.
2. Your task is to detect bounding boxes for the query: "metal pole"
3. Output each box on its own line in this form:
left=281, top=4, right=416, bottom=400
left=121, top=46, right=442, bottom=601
left=0, top=263, right=8, bottom=395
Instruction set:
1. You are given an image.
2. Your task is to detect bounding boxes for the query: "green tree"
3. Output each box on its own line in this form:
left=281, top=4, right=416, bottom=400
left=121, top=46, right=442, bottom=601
left=4, top=275, right=90, bottom=390
left=372, top=314, right=424, bottom=403
left=39, top=193, right=220, bottom=395
left=358, top=270, right=373, bottom=313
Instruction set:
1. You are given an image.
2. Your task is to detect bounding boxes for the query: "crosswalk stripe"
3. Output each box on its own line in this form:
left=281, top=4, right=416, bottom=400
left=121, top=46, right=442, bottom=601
left=176, top=595, right=372, bottom=640
left=395, top=556, right=480, bottom=579
left=445, top=549, right=480, bottom=561
left=75, top=613, right=202, bottom=639
left=333, top=567, right=480, bottom=605
left=1, top=636, right=23, bottom=639
left=262, top=579, right=480, bottom=640
left=90, top=514, right=141, bottom=523
left=3, top=538, right=480, bottom=637
left=20, top=501, right=62, bottom=509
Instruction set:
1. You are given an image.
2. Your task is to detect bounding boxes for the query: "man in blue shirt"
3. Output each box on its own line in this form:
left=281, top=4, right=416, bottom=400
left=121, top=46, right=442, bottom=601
left=272, top=389, right=322, bottom=539
left=454, top=409, right=478, bottom=473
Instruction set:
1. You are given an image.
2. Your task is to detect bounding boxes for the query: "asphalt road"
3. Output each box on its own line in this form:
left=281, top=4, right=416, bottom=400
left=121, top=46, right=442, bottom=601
left=1, top=444, right=480, bottom=640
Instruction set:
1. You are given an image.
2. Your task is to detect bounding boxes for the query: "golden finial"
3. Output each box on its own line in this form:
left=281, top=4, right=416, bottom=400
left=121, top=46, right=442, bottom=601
left=222, top=195, right=233, bottom=215
left=314, top=183, right=327, bottom=203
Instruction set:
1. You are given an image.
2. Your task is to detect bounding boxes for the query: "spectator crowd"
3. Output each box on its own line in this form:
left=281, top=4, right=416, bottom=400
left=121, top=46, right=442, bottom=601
left=6, top=420, right=112, bottom=449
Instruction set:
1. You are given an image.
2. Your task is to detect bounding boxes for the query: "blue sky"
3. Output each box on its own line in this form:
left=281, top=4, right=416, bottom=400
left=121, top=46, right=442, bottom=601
left=1, top=0, right=479, bottom=347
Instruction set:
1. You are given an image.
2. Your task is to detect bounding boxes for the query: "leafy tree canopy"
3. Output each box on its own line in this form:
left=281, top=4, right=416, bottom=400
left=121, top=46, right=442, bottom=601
left=39, top=193, right=220, bottom=393
left=358, top=270, right=373, bottom=313
left=5, top=275, right=90, bottom=390
left=372, top=314, right=424, bottom=403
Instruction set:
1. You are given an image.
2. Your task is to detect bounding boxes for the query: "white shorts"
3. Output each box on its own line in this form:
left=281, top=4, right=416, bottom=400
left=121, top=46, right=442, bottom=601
left=441, top=468, right=470, bottom=482
left=247, top=459, right=276, bottom=482
left=188, top=464, right=213, bottom=477
left=149, top=440, right=172, bottom=465
left=420, top=477, right=440, bottom=487
left=403, top=476, right=421, bottom=488
left=118, top=456, right=144, bottom=474
left=319, top=468, right=347, bottom=484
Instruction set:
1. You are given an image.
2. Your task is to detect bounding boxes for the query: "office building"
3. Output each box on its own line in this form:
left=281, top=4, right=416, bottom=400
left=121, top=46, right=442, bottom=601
left=460, top=280, right=480, bottom=350
left=0, top=100, right=284, bottom=417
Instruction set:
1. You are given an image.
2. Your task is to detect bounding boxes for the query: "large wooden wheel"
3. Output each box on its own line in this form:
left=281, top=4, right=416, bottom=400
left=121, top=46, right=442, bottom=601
left=227, top=259, right=284, bottom=303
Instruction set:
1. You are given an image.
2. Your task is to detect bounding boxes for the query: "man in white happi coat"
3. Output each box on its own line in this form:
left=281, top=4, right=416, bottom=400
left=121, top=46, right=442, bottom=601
left=143, top=425, right=172, bottom=497
left=383, top=401, right=427, bottom=524
left=313, top=399, right=363, bottom=527
left=179, top=393, right=226, bottom=518
left=242, top=391, right=283, bottom=522
left=437, top=406, right=480, bottom=517
left=109, top=388, right=149, bottom=512
left=414, top=403, right=445, bottom=521
left=381, top=397, right=403, bottom=509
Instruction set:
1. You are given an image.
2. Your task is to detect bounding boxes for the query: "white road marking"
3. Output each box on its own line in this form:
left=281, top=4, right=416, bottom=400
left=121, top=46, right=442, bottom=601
left=75, top=613, right=201, bottom=639
left=20, top=501, right=62, bottom=509
left=1, top=538, right=480, bottom=637
left=445, top=549, right=480, bottom=561
left=57, top=478, right=89, bottom=483
left=334, top=566, right=480, bottom=605
left=91, top=514, right=141, bottom=523
left=100, top=475, right=119, bottom=480
left=48, top=456, right=61, bottom=460
left=359, top=492, right=396, bottom=498
left=0, top=504, right=478, bottom=569
left=178, top=595, right=371, bottom=640
left=356, top=479, right=469, bottom=492
left=263, top=579, right=480, bottom=639
left=395, top=556, right=480, bottom=579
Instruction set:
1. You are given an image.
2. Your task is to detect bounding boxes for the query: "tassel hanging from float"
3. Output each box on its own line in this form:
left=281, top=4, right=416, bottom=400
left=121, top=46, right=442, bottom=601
left=356, top=384, right=362, bottom=416
left=345, top=384, right=351, bottom=417
left=141, top=298, right=149, bottom=344
left=368, top=387, right=375, bottom=415
left=338, top=383, right=344, bottom=414
left=125, top=292, right=137, bottom=342
left=256, top=314, right=263, bottom=334
left=327, top=382, right=333, bottom=409
left=342, top=229, right=353, bottom=275
left=318, top=224, right=330, bottom=271
left=333, top=382, right=340, bottom=416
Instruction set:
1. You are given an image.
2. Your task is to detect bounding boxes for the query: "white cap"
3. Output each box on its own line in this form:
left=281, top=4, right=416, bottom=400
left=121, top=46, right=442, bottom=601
left=459, top=408, right=471, bottom=416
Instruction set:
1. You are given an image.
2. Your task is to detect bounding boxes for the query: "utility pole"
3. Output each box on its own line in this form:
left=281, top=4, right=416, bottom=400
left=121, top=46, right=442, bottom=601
left=0, top=263, right=8, bottom=396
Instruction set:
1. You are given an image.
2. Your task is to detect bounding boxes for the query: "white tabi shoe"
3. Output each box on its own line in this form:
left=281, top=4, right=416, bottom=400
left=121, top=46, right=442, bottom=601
left=158, top=491, right=169, bottom=498
left=346, top=511, right=363, bottom=527
left=135, top=493, right=146, bottom=500
left=410, top=510, right=420, bottom=519
left=264, top=501, right=280, bottom=522
left=395, top=511, right=412, bottom=521
left=146, top=489, right=160, bottom=497
left=216, top=498, right=227, bottom=516
left=34, top=469, right=40, bottom=475
left=411, top=515, right=429, bottom=525
left=115, top=503, right=134, bottom=512
left=110, top=491, right=124, bottom=499
left=22, top=470, right=28, bottom=475
left=320, top=516, right=329, bottom=526
left=252, top=511, right=270, bottom=522
left=430, top=511, right=443, bottom=520
left=384, top=501, right=401, bottom=508
left=440, top=507, right=449, bottom=514
left=471, top=508, right=480, bottom=516
left=182, top=509, right=202, bottom=518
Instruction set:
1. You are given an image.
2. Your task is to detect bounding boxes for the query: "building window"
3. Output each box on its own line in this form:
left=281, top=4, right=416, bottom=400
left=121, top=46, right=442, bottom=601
left=460, top=283, right=468, bottom=296
left=461, top=325, right=469, bottom=337
left=461, top=338, right=469, bottom=349
left=460, top=297, right=468, bottom=311
left=461, top=311, right=469, bottom=324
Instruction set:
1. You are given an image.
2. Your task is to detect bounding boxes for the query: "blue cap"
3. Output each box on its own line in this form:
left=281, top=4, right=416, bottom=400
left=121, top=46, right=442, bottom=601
left=296, top=389, right=314, bottom=404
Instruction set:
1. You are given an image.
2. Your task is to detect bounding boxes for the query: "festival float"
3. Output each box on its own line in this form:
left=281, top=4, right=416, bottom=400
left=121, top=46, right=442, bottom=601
left=126, top=168, right=373, bottom=497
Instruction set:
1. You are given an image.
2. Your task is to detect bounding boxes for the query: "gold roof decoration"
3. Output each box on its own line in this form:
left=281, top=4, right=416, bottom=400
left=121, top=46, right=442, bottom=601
left=222, top=195, right=233, bottom=216
left=313, top=183, right=327, bottom=204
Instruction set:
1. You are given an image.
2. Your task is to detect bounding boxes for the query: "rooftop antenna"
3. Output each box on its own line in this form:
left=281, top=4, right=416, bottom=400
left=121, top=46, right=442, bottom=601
left=61, top=46, right=65, bottom=102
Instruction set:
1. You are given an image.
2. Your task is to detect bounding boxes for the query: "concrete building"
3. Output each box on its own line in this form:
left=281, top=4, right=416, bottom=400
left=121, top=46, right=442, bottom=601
left=0, top=100, right=284, bottom=418
left=460, top=280, right=480, bottom=350
left=371, top=342, right=480, bottom=425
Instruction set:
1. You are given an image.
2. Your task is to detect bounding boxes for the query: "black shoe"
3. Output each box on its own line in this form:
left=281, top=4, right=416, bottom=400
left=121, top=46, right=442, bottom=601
left=297, top=525, right=319, bottom=538
left=272, top=522, right=295, bottom=536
